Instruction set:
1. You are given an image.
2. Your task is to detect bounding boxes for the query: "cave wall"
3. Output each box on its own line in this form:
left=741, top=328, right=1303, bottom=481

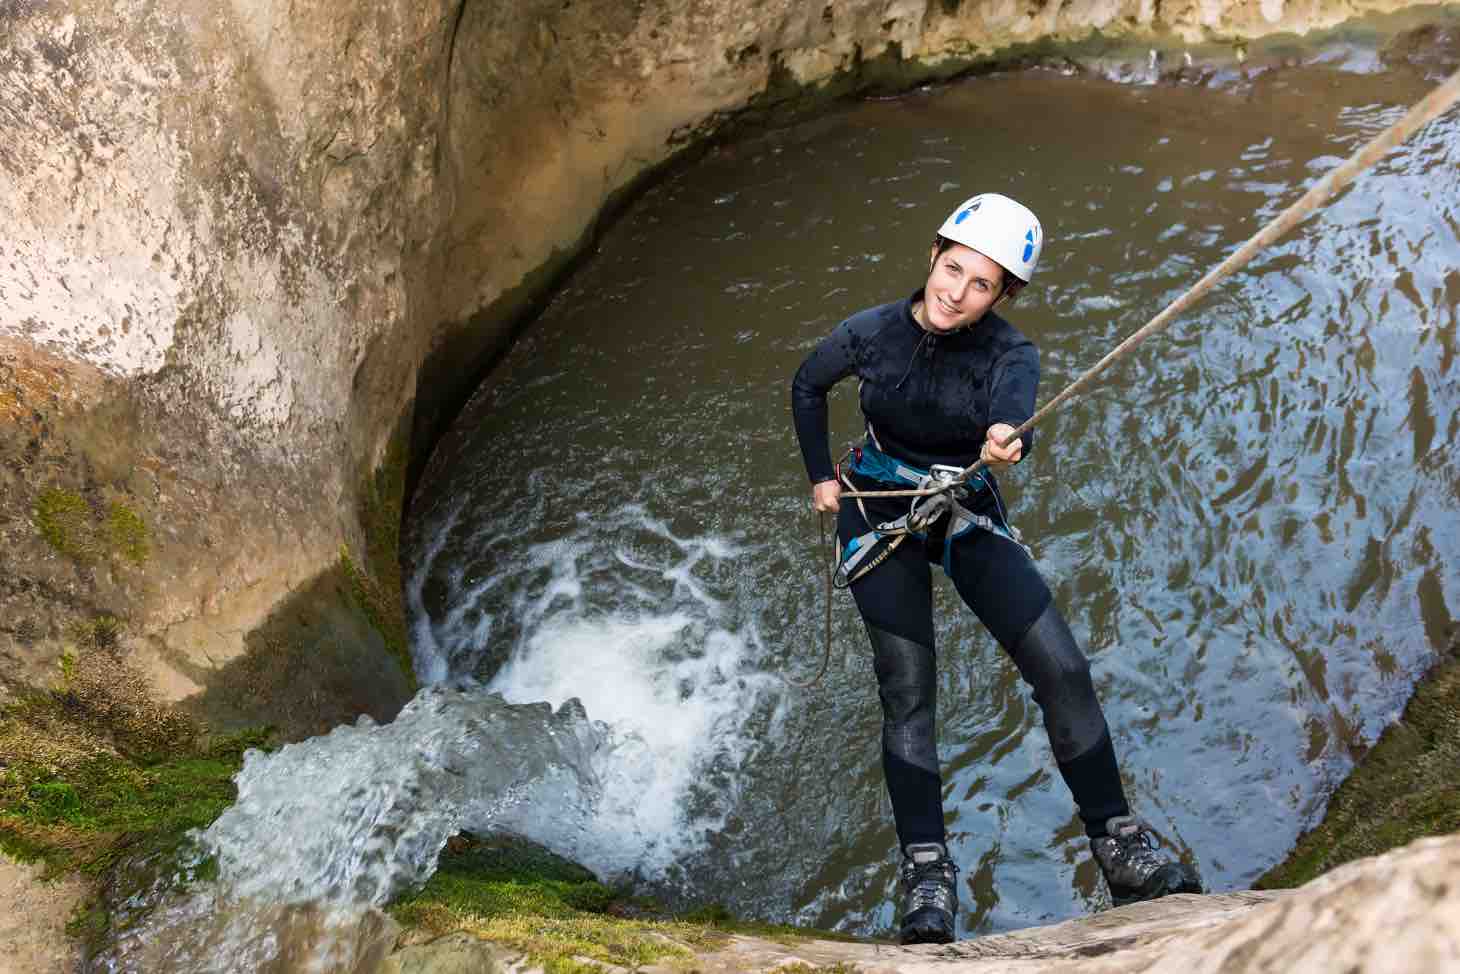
left=1, top=0, right=452, bottom=715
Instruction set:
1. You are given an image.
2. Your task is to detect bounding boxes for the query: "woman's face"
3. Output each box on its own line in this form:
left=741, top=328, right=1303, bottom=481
left=921, top=242, right=1007, bottom=332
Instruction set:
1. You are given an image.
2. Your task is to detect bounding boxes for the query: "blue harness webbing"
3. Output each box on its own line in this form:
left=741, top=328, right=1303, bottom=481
left=835, top=442, right=1028, bottom=586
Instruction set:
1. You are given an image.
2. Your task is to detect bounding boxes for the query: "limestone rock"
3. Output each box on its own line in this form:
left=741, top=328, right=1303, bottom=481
left=373, top=834, right=1460, bottom=972
left=0, top=0, right=446, bottom=719
left=379, top=933, right=518, bottom=974
left=0, top=854, right=87, bottom=974
left=645, top=832, right=1460, bottom=972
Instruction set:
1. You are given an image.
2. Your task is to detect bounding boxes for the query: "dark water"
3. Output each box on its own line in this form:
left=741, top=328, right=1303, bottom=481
left=406, top=47, right=1460, bottom=937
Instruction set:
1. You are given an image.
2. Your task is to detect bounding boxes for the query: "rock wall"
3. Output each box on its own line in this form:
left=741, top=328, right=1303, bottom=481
left=717, top=831, right=1460, bottom=971
left=0, top=0, right=1425, bottom=739
left=1, top=0, right=451, bottom=717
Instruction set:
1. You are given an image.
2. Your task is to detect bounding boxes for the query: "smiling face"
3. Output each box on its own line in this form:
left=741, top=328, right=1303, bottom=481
left=921, top=241, right=1008, bottom=333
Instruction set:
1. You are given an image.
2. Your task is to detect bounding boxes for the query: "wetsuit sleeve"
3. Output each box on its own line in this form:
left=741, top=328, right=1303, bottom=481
left=790, top=319, right=862, bottom=483
left=988, top=341, right=1039, bottom=459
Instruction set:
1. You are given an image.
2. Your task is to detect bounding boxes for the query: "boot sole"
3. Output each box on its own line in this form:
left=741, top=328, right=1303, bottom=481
left=899, top=907, right=955, bottom=945
left=1111, top=863, right=1203, bottom=907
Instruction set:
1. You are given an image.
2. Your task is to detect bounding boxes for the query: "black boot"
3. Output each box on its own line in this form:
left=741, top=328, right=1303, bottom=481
left=1090, top=815, right=1203, bottom=907
left=898, top=842, right=958, bottom=944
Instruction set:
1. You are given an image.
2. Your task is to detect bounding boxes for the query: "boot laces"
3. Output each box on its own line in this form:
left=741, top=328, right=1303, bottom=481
left=1105, top=818, right=1166, bottom=876
left=902, top=854, right=959, bottom=912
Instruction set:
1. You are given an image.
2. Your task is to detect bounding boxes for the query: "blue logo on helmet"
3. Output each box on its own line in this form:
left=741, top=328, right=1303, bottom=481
left=1022, top=228, right=1035, bottom=263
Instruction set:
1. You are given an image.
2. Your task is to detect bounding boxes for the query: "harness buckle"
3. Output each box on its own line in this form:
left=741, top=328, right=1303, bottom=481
left=926, top=464, right=964, bottom=487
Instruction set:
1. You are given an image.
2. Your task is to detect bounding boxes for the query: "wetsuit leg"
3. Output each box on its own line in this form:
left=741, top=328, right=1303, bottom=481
left=837, top=499, right=942, bottom=848
left=945, top=531, right=1130, bottom=837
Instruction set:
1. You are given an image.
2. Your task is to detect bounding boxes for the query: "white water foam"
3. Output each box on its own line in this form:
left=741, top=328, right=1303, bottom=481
left=93, top=506, right=781, bottom=971
left=422, top=504, right=781, bottom=882
left=494, top=611, right=767, bottom=878
left=92, top=686, right=608, bottom=972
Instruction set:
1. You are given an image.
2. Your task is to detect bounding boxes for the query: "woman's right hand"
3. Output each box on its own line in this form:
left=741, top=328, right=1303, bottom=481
left=812, top=479, right=842, bottom=513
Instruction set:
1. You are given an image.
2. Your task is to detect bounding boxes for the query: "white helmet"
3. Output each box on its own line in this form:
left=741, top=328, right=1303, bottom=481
left=935, top=193, right=1043, bottom=283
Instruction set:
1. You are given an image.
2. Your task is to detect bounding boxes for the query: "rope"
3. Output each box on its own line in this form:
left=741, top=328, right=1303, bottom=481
left=976, top=66, right=1460, bottom=466
left=788, top=66, right=1460, bottom=689
left=782, top=512, right=837, bottom=689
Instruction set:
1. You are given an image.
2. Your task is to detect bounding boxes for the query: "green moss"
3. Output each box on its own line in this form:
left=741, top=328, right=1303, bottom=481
left=33, top=488, right=149, bottom=566
left=343, top=423, right=416, bottom=689
left=34, top=487, right=98, bottom=561
left=390, top=835, right=876, bottom=972
left=391, top=834, right=710, bottom=974
left=105, top=503, right=149, bottom=564
left=65, top=899, right=111, bottom=947
left=68, top=615, right=123, bottom=652
left=0, top=707, right=273, bottom=876
left=1257, top=640, right=1460, bottom=889
left=46, top=636, right=203, bottom=762
left=340, top=546, right=414, bottom=690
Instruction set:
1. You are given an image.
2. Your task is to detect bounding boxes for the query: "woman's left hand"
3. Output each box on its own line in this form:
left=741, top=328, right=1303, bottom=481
left=981, top=423, right=1023, bottom=467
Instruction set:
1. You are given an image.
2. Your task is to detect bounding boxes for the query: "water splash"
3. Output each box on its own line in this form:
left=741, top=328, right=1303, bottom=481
left=412, top=503, right=784, bottom=883
left=92, top=508, right=780, bottom=970
left=90, top=686, right=606, bottom=972
left=207, top=686, right=606, bottom=906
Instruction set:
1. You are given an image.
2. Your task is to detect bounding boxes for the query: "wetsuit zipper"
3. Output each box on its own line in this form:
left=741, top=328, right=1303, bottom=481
left=895, top=330, right=931, bottom=390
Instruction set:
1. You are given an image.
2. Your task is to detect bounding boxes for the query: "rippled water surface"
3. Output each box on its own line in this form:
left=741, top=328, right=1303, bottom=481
left=407, top=56, right=1460, bottom=936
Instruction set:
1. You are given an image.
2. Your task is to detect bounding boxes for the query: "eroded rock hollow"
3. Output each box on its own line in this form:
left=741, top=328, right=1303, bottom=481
left=3, top=0, right=1424, bottom=716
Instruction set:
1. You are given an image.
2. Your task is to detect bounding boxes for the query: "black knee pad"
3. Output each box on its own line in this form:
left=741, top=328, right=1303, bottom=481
left=1010, top=604, right=1108, bottom=763
left=867, top=624, right=938, bottom=775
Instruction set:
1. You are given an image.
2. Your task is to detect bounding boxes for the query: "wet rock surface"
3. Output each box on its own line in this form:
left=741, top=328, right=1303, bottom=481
left=379, top=934, right=512, bottom=974
left=385, top=834, right=1460, bottom=973
left=0, top=854, right=87, bottom=974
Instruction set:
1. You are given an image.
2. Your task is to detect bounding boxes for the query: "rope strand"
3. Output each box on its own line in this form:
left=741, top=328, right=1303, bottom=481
left=783, top=512, right=836, bottom=689
left=985, top=67, right=1460, bottom=460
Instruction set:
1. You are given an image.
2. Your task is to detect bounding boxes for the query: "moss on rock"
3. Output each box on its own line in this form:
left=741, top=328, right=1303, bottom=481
left=104, top=503, right=148, bottom=565
left=341, top=546, right=414, bottom=689
left=34, top=488, right=98, bottom=562
left=32, top=487, right=149, bottom=567
left=389, top=834, right=867, bottom=974
left=0, top=706, right=268, bottom=877
left=390, top=834, right=709, bottom=974
left=0, top=607, right=268, bottom=877
left=1257, top=634, right=1460, bottom=889
left=344, top=422, right=416, bottom=689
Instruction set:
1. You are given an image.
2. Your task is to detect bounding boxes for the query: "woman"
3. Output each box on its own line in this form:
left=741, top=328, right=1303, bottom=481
left=790, top=194, right=1202, bottom=945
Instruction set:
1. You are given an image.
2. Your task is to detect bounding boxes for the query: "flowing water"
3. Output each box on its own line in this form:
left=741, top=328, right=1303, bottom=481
left=92, top=24, right=1460, bottom=970
left=405, top=48, right=1460, bottom=936
left=92, top=687, right=610, bottom=971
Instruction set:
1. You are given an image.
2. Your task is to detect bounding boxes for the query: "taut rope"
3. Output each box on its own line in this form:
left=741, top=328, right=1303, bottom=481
left=789, top=67, right=1460, bottom=689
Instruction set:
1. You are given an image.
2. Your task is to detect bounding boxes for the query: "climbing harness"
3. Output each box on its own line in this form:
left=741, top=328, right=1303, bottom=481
left=783, top=444, right=1024, bottom=689
left=833, top=442, right=1026, bottom=589
left=788, top=67, right=1460, bottom=688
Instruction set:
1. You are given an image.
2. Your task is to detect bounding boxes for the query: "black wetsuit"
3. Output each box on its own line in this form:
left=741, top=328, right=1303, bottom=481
left=791, top=290, right=1130, bottom=847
